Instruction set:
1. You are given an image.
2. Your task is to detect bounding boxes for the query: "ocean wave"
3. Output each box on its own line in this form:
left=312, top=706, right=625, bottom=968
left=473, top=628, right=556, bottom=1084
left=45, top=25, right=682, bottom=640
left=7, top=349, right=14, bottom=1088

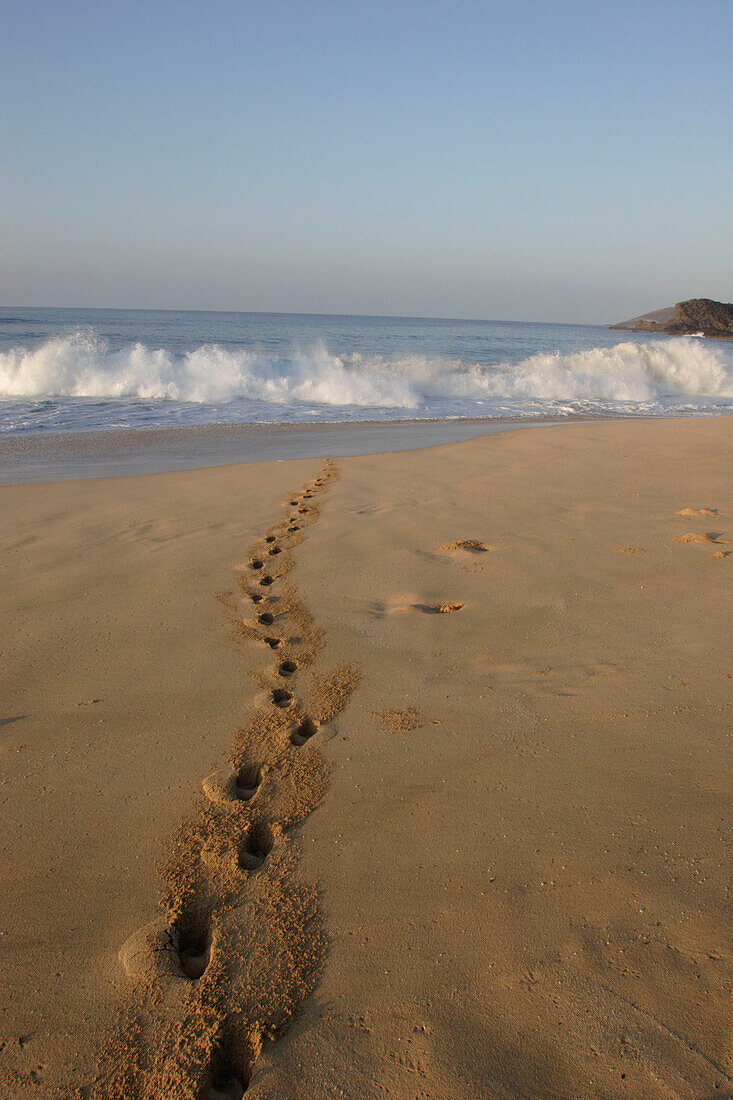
left=0, top=330, right=731, bottom=408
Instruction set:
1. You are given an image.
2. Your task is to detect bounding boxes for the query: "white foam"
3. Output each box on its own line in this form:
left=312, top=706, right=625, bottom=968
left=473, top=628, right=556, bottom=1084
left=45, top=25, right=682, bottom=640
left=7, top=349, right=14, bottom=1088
left=0, top=331, right=731, bottom=411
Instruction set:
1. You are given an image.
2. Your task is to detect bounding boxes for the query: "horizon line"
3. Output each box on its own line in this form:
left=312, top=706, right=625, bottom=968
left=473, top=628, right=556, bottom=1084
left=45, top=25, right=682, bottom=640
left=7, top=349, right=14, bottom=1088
left=0, top=303, right=617, bottom=328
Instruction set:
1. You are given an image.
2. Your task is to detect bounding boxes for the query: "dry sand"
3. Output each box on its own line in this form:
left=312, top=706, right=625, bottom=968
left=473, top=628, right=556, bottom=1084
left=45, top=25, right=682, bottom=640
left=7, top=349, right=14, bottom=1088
left=0, top=417, right=731, bottom=1099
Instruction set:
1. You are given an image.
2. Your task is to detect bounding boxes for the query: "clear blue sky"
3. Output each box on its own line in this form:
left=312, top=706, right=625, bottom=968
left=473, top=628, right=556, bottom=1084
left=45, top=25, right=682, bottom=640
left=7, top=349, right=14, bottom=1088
left=1, top=0, right=731, bottom=322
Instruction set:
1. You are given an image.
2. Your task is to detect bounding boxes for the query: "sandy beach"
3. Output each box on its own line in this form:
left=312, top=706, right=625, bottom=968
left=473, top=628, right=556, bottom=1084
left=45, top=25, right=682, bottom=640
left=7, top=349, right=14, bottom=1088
left=1, top=416, right=731, bottom=1099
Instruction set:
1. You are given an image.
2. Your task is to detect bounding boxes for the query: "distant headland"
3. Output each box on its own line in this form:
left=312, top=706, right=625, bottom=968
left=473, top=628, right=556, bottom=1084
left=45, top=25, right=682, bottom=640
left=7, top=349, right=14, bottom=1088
left=611, top=298, right=733, bottom=339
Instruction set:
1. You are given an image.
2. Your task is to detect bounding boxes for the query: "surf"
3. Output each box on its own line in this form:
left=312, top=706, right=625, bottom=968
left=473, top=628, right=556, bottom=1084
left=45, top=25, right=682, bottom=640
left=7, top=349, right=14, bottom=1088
left=1, top=331, right=730, bottom=408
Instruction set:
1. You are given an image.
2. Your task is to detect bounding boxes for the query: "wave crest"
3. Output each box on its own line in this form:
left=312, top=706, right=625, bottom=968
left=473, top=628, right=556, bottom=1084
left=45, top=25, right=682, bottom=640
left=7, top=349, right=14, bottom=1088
left=0, top=330, right=730, bottom=407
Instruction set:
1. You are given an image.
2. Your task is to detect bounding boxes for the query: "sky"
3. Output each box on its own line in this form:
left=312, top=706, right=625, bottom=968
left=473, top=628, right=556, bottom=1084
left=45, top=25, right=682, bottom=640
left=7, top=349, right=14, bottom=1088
left=1, top=0, right=731, bottom=323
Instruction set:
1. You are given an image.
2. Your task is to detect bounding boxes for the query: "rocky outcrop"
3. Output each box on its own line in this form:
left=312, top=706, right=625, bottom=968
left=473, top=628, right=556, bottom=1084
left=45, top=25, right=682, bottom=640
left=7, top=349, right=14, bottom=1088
left=666, top=299, right=733, bottom=338
left=611, top=299, right=733, bottom=339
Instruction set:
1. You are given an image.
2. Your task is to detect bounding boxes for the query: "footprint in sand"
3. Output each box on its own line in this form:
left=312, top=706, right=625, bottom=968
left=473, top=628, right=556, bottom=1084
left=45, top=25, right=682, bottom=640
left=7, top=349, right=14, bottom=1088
left=674, top=532, right=726, bottom=545
left=238, top=822, right=274, bottom=871
left=370, top=595, right=464, bottom=616
left=199, top=1043, right=251, bottom=1100
left=271, top=687, right=294, bottom=708
left=232, top=764, right=262, bottom=799
left=673, top=529, right=729, bottom=560
left=290, top=716, right=319, bottom=746
left=676, top=507, right=726, bottom=517
left=202, top=764, right=263, bottom=806
left=197, top=1051, right=248, bottom=1095
left=174, top=908, right=213, bottom=981
left=440, top=539, right=491, bottom=553
left=615, top=547, right=644, bottom=555
left=114, top=461, right=350, bottom=1096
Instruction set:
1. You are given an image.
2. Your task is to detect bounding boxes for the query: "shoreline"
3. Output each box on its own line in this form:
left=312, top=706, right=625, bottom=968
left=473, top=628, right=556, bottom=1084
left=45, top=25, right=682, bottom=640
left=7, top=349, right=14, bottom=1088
left=0, top=414, right=569, bottom=484
left=1, top=409, right=730, bottom=485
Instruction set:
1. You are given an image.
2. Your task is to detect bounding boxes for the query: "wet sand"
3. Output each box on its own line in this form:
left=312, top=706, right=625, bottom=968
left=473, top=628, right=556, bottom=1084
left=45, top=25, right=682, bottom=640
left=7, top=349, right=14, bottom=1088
left=1, top=417, right=731, bottom=1098
left=0, top=417, right=557, bottom=484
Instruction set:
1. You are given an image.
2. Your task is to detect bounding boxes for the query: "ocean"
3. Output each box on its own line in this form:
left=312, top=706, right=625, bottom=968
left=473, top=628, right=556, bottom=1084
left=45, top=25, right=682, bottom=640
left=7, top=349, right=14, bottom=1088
left=1, top=307, right=732, bottom=435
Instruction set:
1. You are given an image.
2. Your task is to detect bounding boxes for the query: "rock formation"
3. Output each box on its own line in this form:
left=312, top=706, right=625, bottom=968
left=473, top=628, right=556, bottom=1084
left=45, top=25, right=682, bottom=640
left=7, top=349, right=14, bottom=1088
left=611, top=298, right=733, bottom=339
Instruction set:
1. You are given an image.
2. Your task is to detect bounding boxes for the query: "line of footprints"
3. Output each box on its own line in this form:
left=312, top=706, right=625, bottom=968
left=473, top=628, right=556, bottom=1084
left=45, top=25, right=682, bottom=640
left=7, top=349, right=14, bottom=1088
left=118, top=463, right=338, bottom=1099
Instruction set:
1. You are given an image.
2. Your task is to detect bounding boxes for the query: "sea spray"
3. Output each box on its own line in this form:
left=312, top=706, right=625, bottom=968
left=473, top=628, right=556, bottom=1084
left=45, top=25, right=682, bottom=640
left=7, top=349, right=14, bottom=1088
left=1, top=332, right=731, bottom=407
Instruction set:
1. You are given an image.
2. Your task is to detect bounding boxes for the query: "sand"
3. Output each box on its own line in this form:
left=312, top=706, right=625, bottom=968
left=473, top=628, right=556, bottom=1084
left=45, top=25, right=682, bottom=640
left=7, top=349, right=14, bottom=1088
left=0, top=417, right=731, bottom=1099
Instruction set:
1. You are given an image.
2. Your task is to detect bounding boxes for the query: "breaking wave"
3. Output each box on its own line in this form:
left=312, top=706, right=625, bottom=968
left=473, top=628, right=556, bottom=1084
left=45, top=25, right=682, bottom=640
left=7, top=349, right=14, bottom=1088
left=0, top=330, right=731, bottom=409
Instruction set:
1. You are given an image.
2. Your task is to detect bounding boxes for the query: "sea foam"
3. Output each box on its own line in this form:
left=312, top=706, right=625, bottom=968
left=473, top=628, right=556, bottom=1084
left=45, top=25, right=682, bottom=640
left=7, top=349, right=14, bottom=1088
left=0, top=331, right=731, bottom=410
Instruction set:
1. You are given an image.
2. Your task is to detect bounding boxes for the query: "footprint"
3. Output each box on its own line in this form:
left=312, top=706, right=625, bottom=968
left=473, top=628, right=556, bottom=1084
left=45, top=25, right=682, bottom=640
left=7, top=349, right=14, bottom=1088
left=615, top=547, right=644, bottom=555
left=238, top=822, right=274, bottom=871
left=440, top=540, right=490, bottom=552
left=415, top=602, right=464, bottom=614
left=174, top=908, right=213, bottom=981
left=116, top=461, right=346, bottom=1092
left=234, top=764, right=262, bottom=800
left=289, top=717, right=319, bottom=746
left=271, top=688, right=294, bottom=708
left=674, top=532, right=726, bottom=545
left=676, top=507, right=725, bottom=517
left=202, top=765, right=262, bottom=805
left=199, top=1041, right=251, bottom=1100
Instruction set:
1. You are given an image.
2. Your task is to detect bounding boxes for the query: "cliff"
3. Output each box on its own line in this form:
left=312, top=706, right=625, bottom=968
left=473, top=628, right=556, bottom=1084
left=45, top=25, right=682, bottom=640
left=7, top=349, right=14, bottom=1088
left=611, top=298, right=733, bottom=339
